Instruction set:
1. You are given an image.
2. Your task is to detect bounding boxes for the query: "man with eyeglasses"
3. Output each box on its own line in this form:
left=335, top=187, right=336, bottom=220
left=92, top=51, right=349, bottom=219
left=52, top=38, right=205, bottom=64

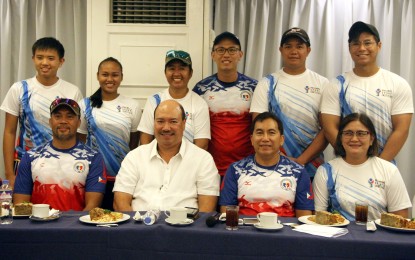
left=139, top=50, right=210, bottom=150
left=193, top=32, right=257, bottom=178
left=13, top=98, right=107, bottom=211
left=250, top=27, right=329, bottom=180
left=0, top=37, right=83, bottom=188
left=321, top=21, right=413, bottom=162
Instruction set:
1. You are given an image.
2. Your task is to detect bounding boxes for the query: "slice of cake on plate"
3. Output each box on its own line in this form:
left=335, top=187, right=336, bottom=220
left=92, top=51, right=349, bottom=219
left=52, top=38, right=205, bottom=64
left=14, top=202, right=33, bottom=215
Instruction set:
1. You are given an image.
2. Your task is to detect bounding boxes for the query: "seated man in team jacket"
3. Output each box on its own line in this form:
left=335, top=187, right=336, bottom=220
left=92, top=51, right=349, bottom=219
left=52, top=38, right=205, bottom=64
left=219, top=112, right=314, bottom=217
left=13, top=98, right=107, bottom=211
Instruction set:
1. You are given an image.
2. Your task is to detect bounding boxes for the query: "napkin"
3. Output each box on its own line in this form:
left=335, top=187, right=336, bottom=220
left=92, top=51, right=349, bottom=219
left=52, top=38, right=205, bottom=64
left=293, top=224, right=348, bottom=238
left=49, top=208, right=60, bottom=216
left=366, top=221, right=377, bottom=232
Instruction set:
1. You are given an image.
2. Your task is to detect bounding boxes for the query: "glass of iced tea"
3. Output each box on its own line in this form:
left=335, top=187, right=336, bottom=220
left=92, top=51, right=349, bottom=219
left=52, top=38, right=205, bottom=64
left=225, top=205, right=239, bottom=230
left=355, top=201, right=368, bottom=225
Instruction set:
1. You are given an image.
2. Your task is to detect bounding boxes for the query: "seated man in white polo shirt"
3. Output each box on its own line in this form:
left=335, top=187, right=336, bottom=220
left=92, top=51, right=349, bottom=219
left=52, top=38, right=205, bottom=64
left=113, top=100, right=220, bottom=212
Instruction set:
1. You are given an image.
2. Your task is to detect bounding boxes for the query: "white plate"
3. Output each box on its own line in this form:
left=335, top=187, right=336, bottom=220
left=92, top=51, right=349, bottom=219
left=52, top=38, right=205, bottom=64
left=12, top=208, right=31, bottom=218
left=298, top=215, right=350, bottom=227
left=253, top=223, right=283, bottom=231
left=374, top=219, right=415, bottom=233
left=79, top=213, right=130, bottom=225
left=165, top=218, right=194, bottom=226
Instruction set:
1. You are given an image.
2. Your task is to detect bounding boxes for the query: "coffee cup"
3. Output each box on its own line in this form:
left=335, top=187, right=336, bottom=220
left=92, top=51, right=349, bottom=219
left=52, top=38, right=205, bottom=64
left=32, top=204, right=50, bottom=218
left=257, top=212, right=278, bottom=227
left=164, top=207, right=187, bottom=222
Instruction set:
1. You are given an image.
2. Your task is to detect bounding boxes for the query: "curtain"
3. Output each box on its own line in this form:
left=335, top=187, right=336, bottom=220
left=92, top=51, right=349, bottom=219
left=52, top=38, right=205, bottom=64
left=0, top=0, right=86, bottom=175
left=213, top=0, right=415, bottom=207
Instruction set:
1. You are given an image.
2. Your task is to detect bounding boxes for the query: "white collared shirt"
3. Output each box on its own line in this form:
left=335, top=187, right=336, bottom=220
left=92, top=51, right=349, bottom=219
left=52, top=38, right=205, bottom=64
left=113, top=138, right=219, bottom=211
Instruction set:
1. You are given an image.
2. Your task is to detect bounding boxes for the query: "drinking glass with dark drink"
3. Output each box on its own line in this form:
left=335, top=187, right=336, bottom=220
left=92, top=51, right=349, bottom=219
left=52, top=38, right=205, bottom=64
left=225, top=205, right=239, bottom=230
left=355, top=201, right=368, bottom=225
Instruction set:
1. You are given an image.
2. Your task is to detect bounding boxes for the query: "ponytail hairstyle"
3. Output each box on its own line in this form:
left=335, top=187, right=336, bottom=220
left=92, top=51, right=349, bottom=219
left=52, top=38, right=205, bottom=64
left=90, top=57, right=123, bottom=108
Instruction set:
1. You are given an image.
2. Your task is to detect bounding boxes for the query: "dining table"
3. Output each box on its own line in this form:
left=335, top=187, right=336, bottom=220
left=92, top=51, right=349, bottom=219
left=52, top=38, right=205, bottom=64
left=1, top=211, right=415, bottom=259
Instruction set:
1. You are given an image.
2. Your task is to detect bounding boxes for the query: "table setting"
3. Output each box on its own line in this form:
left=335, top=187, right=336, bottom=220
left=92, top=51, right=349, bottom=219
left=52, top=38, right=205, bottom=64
left=1, top=205, right=415, bottom=259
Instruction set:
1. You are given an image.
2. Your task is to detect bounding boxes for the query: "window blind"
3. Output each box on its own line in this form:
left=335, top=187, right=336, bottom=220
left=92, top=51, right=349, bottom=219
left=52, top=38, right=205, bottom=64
left=111, top=0, right=187, bottom=24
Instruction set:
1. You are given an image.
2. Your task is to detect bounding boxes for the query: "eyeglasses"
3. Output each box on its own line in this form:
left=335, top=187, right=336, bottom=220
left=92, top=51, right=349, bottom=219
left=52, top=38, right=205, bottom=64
left=165, top=50, right=192, bottom=64
left=50, top=98, right=80, bottom=115
left=349, top=40, right=377, bottom=49
left=213, top=47, right=240, bottom=55
left=341, top=130, right=370, bottom=139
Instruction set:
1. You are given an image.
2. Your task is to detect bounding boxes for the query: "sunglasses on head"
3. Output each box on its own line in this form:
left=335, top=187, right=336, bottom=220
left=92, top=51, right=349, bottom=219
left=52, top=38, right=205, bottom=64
left=166, top=50, right=191, bottom=62
left=50, top=98, right=80, bottom=114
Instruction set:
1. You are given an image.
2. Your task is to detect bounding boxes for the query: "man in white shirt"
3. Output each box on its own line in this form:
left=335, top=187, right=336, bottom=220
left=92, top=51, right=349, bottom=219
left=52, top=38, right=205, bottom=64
left=250, top=27, right=328, bottom=179
left=321, top=21, right=413, bottom=161
left=113, top=100, right=219, bottom=212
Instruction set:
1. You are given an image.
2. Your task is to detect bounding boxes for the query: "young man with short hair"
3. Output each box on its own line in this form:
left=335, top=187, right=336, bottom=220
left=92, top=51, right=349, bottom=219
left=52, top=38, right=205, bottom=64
left=1, top=37, right=83, bottom=187
left=250, top=28, right=329, bottom=179
left=321, top=21, right=413, bottom=162
left=193, top=32, right=257, bottom=177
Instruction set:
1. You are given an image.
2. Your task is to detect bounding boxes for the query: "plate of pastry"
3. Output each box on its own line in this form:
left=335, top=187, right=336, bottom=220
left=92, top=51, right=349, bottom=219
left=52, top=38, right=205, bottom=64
left=79, top=207, right=130, bottom=225
left=375, top=213, right=415, bottom=233
left=299, top=211, right=350, bottom=227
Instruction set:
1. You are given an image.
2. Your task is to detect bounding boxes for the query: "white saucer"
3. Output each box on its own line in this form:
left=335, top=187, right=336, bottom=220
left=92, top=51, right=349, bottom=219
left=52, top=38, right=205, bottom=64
left=165, top=218, right=194, bottom=226
left=29, top=214, right=60, bottom=222
left=253, top=223, right=283, bottom=231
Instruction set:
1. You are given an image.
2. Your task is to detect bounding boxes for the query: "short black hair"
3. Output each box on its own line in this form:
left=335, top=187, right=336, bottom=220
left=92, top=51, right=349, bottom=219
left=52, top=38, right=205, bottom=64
left=32, top=37, right=65, bottom=59
left=334, top=113, right=379, bottom=157
left=90, top=57, right=124, bottom=108
left=251, top=112, right=284, bottom=135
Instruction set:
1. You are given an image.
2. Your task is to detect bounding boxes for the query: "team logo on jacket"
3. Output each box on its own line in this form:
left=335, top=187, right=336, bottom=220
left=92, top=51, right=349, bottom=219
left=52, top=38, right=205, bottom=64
left=74, top=162, right=86, bottom=174
left=240, top=91, right=251, bottom=101
left=280, top=178, right=293, bottom=191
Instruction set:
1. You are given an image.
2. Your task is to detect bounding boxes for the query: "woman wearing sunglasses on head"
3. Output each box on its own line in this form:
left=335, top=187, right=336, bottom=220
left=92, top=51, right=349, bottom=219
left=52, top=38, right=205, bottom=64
left=313, top=113, right=411, bottom=221
left=137, top=50, right=211, bottom=151
left=77, top=57, right=142, bottom=210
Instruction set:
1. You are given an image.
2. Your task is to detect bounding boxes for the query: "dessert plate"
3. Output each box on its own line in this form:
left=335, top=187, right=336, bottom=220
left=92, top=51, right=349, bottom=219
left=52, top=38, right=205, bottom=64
left=298, top=215, right=350, bottom=227
left=79, top=213, right=130, bottom=225
left=12, top=208, right=30, bottom=218
left=374, top=219, right=415, bottom=233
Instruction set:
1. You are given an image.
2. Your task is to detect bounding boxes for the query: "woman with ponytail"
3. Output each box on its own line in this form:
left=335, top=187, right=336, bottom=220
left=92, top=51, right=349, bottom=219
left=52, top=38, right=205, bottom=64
left=78, top=57, right=142, bottom=210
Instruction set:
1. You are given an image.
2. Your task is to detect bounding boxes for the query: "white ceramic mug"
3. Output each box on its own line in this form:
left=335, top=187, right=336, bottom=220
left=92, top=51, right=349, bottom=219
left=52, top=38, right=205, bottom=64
left=32, top=204, right=50, bottom=218
left=164, top=207, right=187, bottom=222
left=257, top=212, right=278, bottom=227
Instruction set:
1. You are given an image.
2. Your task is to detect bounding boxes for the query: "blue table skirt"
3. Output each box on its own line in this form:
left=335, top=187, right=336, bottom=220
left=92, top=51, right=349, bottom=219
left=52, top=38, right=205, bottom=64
left=1, top=212, right=415, bottom=259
